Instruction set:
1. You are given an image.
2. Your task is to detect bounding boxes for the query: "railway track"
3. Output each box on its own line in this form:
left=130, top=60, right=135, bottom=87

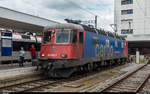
left=0, top=72, right=43, bottom=92
left=0, top=71, right=83, bottom=92
left=98, top=63, right=150, bottom=92
left=0, top=63, right=127, bottom=92
left=1, top=74, right=83, bottom=92
left=1, top=79, right=59, bottom=92
left=140, top=75, right=150, bottom=92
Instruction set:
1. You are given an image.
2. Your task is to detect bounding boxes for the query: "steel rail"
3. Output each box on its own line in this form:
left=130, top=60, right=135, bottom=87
left=0, top=79, right=44, bottom=91
left=0, top=72, right=42, bottom=89
left=135, top=74, right=150, bottom=92
left=99, top=63, right=148, bottom=92
left=18, top=80, right=58, bottom=92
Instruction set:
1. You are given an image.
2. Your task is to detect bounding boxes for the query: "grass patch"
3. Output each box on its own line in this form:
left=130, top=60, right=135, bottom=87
left=139, top=60, right=146, bottom=64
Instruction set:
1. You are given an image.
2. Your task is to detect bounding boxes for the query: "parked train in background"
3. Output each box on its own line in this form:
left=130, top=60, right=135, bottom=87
left=37, top=22, right=128, bottom=78
left=0, top=32, right=42, bottom=64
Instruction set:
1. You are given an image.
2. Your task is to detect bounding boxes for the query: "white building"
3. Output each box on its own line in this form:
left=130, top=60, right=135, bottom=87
left=114, top=0, right=150, bottom=41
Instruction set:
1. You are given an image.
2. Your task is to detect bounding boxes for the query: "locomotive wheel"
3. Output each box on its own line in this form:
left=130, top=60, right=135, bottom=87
left=110, top=61, right=113, bottom=67
left=121, top=59, right=123, bottom=65
left=108, top=61, right=112, bottom=68
left=121, top=59, right=124, bottom=64
left=80, top=66, right=84, bottom=72
left=124, top=59, right=127, bottom=64
left=116, top=60, right=119, bottom=65
left=118, top=59, right=121, bottom=65
left=104, top=61, right=107, bottom=67
left=78, top=66, right=83, bottom=73
left=103, top=61, right=106, bottom=67
left=87, top=64, right=93, bottom=72
left=83, top=65, right=88, bottom=72
left=93, top=63, right=98, bottom=71
left=46, top=68, right=76, bottom=78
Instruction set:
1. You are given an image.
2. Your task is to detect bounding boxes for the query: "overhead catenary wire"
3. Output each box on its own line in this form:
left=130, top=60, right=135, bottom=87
left=66, top=0, right=99, bottom=28
left=97, top=0, right=114, bottom=26
left=67, top=0, right=96, bottom=16
left=66, top=0, right=114, bottom=31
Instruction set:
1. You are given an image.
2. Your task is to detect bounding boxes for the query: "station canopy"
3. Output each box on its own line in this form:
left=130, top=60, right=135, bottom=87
left=0, top=17, right=43, bottom=33
left=0, top=6, right=59, bottom=33
left=128, top=41, right=150, bottom=48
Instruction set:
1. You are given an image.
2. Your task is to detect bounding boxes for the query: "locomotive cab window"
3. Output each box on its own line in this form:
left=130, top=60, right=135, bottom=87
left=56, top=30, right=69, bottom=44
left=79, top=32, right=83, bottom=44
left=70, top=30, right=77, bottom=43
left=43, top=31, right=51, bottom=44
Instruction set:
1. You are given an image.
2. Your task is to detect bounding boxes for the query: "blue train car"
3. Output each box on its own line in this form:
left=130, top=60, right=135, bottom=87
left=83, top=31, right=124, bottom=58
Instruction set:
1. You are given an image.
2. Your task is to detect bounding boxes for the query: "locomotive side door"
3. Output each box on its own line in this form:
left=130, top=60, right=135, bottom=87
left=78, top=31, right=84, bottom=58
left=70, top=30, right=78, bottom=58
left=70, top=30, right=84, bottom=58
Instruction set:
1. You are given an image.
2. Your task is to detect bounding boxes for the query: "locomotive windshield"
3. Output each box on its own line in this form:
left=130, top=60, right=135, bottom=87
left=43, top=31, right=51, bottom=44
left=55, top=30, right=69, bottom=44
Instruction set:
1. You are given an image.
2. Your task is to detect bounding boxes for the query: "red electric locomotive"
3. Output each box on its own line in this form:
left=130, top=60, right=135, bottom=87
left=37, top=23, right=128, bottom=78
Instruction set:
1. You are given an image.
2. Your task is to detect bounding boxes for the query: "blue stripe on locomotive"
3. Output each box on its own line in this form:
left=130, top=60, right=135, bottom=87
left=82, top=31, right=124, bottom=58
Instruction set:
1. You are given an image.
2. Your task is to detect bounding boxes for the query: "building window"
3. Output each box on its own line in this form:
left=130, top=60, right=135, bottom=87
left=120, top=35, right=127, bottom=38
left=121, top=29, right=133, bottom=34
left=121, top=0, right=133, bottom=5
left=121, top=9, right=133, bottom=15
left=121, top=19, right=133, bottom=23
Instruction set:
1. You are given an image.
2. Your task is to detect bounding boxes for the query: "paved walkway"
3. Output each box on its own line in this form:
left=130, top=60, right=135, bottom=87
left=0, top=62, right=34, bottom=70
left=0, top=66, right=37, bottom=80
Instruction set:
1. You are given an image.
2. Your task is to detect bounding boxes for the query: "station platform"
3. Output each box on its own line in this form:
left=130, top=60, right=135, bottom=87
left=0, top=62, right=39, bottom=80
left=0, top=62, right=33, bottom=70
left=0, top=64, right=41, bottom=88
left=0, top=66, right=37, bottom=80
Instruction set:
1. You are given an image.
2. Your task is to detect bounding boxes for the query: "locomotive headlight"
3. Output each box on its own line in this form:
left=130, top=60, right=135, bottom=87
left=41, top=53, right=45, bottom=57
left=61, top=54, right=67, bottom=58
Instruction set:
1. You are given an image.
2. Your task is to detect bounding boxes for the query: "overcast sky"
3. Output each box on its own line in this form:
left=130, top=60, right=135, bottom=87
left=0, top=0, right=114, bottom=31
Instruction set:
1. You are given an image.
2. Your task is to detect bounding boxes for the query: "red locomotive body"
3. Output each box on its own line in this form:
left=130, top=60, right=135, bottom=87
left=40, top=28, right=84, bottom=60
left=124, top=40, right=128, bottom=56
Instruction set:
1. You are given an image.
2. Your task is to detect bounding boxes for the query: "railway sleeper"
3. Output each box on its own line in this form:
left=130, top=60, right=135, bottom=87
left=46, top=68, right=77, bottom=78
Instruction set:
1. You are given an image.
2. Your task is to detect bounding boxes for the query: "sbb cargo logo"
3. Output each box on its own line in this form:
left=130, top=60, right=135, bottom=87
left=95, top=44, right=113, bottom=57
